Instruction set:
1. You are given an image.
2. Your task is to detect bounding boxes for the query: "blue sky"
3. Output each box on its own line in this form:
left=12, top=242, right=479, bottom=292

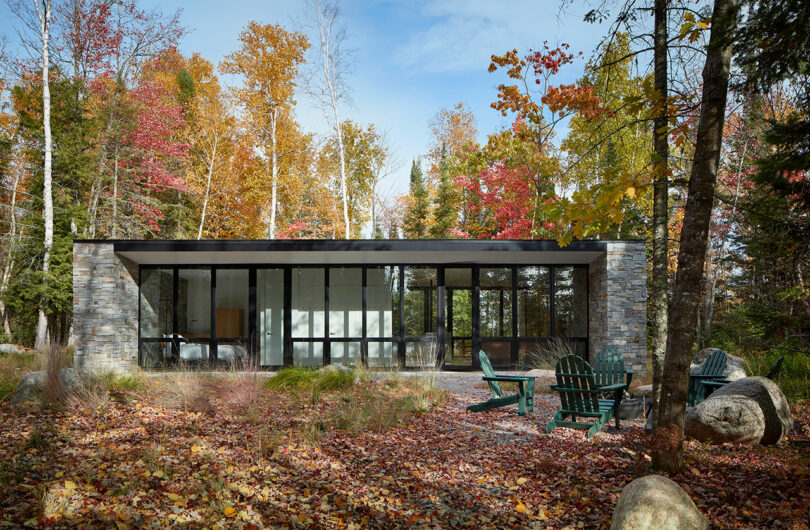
left=2, top=0, right=612, bottom=199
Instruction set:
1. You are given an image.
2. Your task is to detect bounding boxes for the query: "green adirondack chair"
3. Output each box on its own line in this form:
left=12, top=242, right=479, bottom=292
left=466, top=351, right=537, bottom=416
left=688, top=349, right=728, bottom=406
left=593, top=346, right=634, bottom=389
left=545, top=355, right=626, bottom=439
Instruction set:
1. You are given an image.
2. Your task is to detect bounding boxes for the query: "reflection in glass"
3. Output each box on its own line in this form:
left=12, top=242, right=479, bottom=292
left=368, top=341, right=395, bottom=367
left=258, top=268, right=284, bottom=365
left=331, top=341, right=362, bottom=365
left=140, top=341, right=172, bottom=367
left=292, top=268, right=325, bottom=338
left=294, top=342, right=323, bottom=366
left=403, top=267, right=437, bottom=338
left=555, top=266, right=588, bottom=337
left=517, top=266, right=551, bottom=338
left=178, top=269, right=211, bottom=339
left=216, top=269, right=249, bottom=338
left=480, top=267, right=512, bottom=337
left=481, top=340, right=511, bottom=364
left=444, top=268, right=471, bottom=366
left=405, top=341, right=438, bottom=368
left=366, top=266, right=398, bottom=338
left=329, top=268, right=362, bottom=339
left=140, top=268, right=173, bottom=338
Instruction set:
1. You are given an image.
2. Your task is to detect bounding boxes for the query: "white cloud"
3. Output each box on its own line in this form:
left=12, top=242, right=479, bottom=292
left=393, top=0, right=569, bottom=74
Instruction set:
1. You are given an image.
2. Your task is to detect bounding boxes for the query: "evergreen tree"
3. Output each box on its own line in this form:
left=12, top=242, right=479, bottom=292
left=402, top=159, right=429, bottom=238
left=387, top=222, right=398, bottom=239
left=429, top=144, right=458, bottom=238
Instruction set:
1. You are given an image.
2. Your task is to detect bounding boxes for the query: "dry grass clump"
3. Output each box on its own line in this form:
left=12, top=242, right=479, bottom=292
left=518, top=338, right=574, bottom=370
left=0, top=349, right=43, bottom=401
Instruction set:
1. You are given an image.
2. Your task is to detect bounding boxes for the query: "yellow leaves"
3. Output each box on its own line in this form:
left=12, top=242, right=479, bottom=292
left=152, top=470, right=164, bottom=479
left=64, top=480, right=77, bottom=490
left=515, top=501, right=528, bottom=514
left=624, top=186, right=637, bottom=200
left=517, top=477, right=528, bottom=485
left=224, top=506, right=236, bottom=517
left=166, top=492, right=182, bottom=501
left=190, top=445, right=202, bottom=453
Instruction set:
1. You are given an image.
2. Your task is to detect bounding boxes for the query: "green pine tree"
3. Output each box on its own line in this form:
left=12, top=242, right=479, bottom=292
left=429, top=143, right=458, bottom=238
left=403, top=159, right=429, bottom=238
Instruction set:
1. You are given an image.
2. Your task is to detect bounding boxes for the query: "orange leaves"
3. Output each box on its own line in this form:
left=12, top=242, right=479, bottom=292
left=542, top=82, right=607, bottom=120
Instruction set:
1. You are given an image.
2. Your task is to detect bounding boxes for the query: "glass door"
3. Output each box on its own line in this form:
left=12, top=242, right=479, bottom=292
left=258, top=268, right=284, bottom=366
left=444, top=268, right=472, bottom=368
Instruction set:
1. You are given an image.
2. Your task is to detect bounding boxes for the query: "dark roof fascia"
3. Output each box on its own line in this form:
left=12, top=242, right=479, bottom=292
left=68, top=238, right=641, bottom=253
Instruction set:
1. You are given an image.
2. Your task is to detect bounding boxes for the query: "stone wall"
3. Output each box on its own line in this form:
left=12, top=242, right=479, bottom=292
left=589, top=241, right=647, bottom=375
left=73, top=242, right=139, bottom=373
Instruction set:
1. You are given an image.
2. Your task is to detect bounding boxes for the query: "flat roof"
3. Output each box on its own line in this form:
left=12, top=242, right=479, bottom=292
left=74, top=239, right=642, bottom=266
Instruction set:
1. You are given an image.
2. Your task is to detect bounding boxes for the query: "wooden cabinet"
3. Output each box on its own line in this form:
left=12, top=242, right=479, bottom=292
left=216, top=308, right=244, bottom=338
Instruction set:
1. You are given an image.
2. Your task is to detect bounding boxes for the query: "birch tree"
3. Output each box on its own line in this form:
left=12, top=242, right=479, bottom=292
left=221, top=22, right=308, bottom=239
left=307, top=0, right=353, bottom=238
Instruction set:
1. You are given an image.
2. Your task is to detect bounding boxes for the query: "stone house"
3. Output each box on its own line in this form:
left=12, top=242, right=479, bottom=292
left=72, top=239, right=647, bottom=374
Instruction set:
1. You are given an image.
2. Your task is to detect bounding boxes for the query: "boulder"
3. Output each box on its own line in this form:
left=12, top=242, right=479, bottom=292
left=684, top=395, right=766, bottom=444
left=526, top=368, right=555, bottom=379
left=0, top=343, right=23, bottom=355
left=610, top=475, right=708, bottom=530
left=710, top=376, right=793, bottom=445
left=634, top=384, right=652, bottom=398
left=12, top=368, right=87, bottom=403
left=690, top=348, right=746, bottom=381
left=618, top=398, right=647, bottom=420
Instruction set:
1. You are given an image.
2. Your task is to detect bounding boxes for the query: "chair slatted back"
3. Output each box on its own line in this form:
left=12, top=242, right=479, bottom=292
left=593, top=346, right=626, bottom=387
left=766, top=356, right=785, bottom=380
left=701, top=349, right=727, bottom=377
left=479, top=351, right=503, bottom=397
left=555, top=355, right=600, bottom=414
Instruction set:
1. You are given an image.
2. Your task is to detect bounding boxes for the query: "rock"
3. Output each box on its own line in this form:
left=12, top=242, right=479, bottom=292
left=12, top=368, right=88, bottom=403
left=610, top=475, right=708, bottom=530
left=317, top=364, right=352, bottom=374
left=0, top=343, right=23, bottom=355
left=690, top=348, right=746, bottom=381
left=684, top=396, right=766, bottom=444
left=710, top=376, right=793, bottom=445
left=618, top=398, right=646, bottom=420
left=633, top=384, right=652, bottom=398
left=525, top=368, right=555, bottom=379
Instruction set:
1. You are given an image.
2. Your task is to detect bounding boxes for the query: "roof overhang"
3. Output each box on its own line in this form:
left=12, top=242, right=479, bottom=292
left=76, top=239, right=623, bottom=266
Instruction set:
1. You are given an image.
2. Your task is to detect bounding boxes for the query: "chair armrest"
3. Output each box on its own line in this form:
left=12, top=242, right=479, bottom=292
left=691, top=374, right=727, bottom=380
left=626, top=369, right=635, bottom=375
left=598, top=383, right=627, bottom=392
left=483, top=375, right=537, bottom=382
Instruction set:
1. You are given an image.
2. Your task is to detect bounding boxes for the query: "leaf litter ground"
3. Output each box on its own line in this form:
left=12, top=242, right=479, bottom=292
left=0, top=373, right=808, bottom=528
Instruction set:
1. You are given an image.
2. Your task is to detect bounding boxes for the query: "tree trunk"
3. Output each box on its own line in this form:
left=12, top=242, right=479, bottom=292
left=652, top=0, right=737, bottom=473
left=197, top=139, right=218, bottom=240
left=650, top=0, right=670, bottom=421
left=35, top=0, right=53, bottom=352
left=269, top=109, right=278, bottom=239
left=111, top=143, right=120, bottom=238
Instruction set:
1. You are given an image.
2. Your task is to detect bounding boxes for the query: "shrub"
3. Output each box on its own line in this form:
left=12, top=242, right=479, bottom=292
left=265, top=367, right=354, bottom=396
left=743, top=348, right=810, bottom=402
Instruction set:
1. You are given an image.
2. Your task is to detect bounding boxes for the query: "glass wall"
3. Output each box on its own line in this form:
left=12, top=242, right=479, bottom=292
left=403, top=266, right=437, bottom=367
left=445, top=268, right=472, bottom=367
left=366, top=266, right=398, bottom=367
left=139, top=262, right=590, bottom=369
left=555, top=266, right=588, bottom=338
left=329, top=267, right=363, bottom=365
left=292, top=268, right=325, bottom=366
left=258, top=268, right=284, bottom=366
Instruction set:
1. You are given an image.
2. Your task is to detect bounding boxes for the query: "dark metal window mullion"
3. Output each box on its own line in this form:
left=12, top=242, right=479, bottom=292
left=398, top=265, right=405, bottom=368
left=211, top=266, right=217, bottom=363
left=283, top=267, right=292, bottom=366
left=324, top=267, right=330, bottom=365
left=172, top=266, right=179, bottom=361
left=361, top=267, right=368, bottom=367
left=471, top=265, right=480, bottom=370
left=512, top=266, right=518, bottom=364
left=549, top=265, right=556, bottom=338
left=437, top=267, right=446, bottom=367
left=249, top=267, right=257, bottom=364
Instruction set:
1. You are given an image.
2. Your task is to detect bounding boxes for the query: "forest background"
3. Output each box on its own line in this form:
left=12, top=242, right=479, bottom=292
left=0, top=0, right=807, bottom=436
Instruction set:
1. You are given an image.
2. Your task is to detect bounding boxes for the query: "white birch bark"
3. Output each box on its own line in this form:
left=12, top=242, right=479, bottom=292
left=34, top=0, right=53, bottom=351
